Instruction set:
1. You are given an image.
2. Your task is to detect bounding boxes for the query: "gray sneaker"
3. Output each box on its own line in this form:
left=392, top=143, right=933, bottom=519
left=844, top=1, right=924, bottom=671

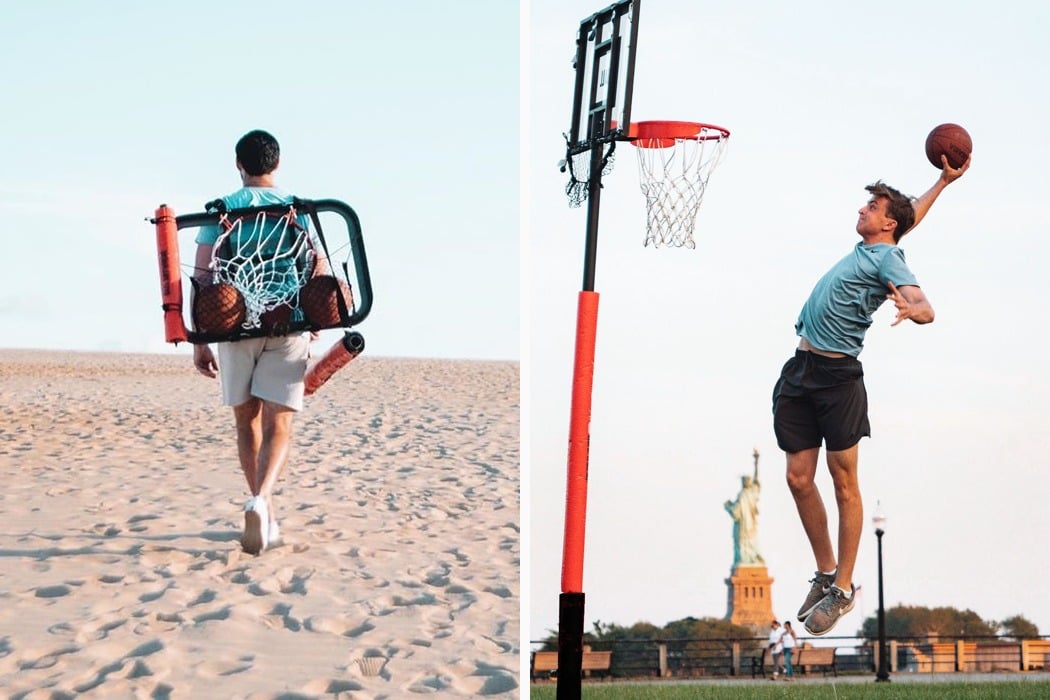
left=796, top=571, right=836, bottom=621
left=804, top=584, right=858, bottom=636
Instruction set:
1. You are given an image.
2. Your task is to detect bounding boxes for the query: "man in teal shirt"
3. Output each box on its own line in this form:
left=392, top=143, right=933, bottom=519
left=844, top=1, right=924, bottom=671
left=774, top=155, right=970, bottom=635
left=193, top=130, right=317, bottom=555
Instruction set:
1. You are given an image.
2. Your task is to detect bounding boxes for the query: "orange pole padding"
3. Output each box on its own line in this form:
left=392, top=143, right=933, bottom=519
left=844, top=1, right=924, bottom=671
left=561, top=290, right=599, bottom=594
left=304, top=332, right=364, bottom=396
left=154, top=205, right=187, bottom=344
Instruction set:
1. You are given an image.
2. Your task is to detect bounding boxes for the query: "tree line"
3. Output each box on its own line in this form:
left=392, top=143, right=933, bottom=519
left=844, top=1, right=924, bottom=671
left=537, top=607, right=1041, bottom=648
left=858, top=606, right=1040, bottom=640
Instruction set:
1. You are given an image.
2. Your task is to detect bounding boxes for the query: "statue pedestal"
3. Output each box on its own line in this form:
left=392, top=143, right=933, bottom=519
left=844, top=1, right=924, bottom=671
left=725, top=565, right=775, bottom=631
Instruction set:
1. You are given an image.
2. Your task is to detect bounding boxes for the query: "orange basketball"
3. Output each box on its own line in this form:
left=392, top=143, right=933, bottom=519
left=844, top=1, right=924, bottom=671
left=300, top=275, right=354, bottom=328
left=261, top=303, right=294, bottom=335
left=192, top=282, right=246, bottom=334
left=925, top=123, right=971, bottom=169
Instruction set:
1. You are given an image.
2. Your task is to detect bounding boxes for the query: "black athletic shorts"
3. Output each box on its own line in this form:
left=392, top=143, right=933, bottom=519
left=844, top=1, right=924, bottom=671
left=772, top=349, right=870, bottom=453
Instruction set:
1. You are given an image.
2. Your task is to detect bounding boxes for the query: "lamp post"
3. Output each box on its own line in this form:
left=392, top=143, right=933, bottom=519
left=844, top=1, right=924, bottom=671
left=873, top=503, right=890, bottom=682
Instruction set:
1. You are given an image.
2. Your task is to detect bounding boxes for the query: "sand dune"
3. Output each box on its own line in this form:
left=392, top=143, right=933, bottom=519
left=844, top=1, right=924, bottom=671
left=0, top=349, right=519, bottom=698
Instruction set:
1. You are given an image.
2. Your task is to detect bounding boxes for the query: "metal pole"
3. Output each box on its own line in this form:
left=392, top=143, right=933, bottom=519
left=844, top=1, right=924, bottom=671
left=876, top=528, right=890, bottom=682
left=581, top=141, right=604, bottom=292
left=558, top=140, right=606, bottom=700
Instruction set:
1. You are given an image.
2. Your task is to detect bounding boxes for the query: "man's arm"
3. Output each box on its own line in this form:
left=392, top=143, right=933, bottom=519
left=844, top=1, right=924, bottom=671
left=888, top=281, right=934, bottom=326
left=194, top=243, right=214, bottom=284
left=192, top=243, right=219, bottom=377
left=903, top=154, right=971, bottom=235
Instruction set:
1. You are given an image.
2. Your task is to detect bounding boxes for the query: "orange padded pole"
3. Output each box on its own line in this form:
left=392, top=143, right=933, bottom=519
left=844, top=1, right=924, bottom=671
left=304, top=332, right=364, bottom=396
left=154, top=205, right=187, bottom=344
left=561, top=290, right=599, bottom=594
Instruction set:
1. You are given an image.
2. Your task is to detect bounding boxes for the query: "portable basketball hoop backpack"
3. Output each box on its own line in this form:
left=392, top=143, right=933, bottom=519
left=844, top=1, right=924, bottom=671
left=556, top=1, right=730, bottom=696
left=151, top=197, right=373, bottom=394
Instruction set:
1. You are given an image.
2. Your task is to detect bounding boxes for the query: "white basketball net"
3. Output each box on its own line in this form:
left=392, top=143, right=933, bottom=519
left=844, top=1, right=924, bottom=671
left=635, top=128, right=729, bottom=248
left=210, top=208, right=316, bottom=329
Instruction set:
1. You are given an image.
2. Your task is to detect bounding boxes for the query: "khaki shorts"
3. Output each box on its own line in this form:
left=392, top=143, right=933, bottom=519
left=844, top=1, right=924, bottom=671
left=217, top=335, right=310, bottom=411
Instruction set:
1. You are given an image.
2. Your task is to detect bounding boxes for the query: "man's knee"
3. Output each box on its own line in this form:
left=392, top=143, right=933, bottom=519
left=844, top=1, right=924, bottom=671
left=785, top=448, right=820, bottom=496
left=261, top=400, right=295, bottom=434
left=232, top=397, right=262, bottom=428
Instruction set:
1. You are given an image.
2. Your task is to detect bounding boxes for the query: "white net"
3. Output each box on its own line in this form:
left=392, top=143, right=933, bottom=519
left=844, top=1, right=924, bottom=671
left=564, top=143, right=617, bottom=208
left=634, top=126, right=729, bottom=248
left=210, top=208, right=316, bottom=329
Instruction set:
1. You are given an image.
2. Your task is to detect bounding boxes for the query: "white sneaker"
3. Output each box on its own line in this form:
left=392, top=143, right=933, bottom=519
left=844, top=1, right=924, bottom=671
left=268, top=520, right=281, bottom=547
left=241, top=497, right=269, bottom=554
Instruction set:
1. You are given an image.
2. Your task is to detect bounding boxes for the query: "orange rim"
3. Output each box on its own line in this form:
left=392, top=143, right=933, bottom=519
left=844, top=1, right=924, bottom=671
left=628, top=120, right=730, bottom=148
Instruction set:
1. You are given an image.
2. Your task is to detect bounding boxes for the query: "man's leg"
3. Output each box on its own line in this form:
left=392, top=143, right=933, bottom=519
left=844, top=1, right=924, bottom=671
left=232, top=398, right=263, bottom=494
left=255, top=400, right=295, bottom=524
left=785, top=447, right=836, bottom=573
left=826, top=443, right=862, bottom=591
left=802, top=443, right=862, bottom=635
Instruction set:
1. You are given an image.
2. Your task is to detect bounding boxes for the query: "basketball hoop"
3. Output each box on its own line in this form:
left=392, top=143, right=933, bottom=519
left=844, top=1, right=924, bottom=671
left=629, top=120, right=730, bottom=248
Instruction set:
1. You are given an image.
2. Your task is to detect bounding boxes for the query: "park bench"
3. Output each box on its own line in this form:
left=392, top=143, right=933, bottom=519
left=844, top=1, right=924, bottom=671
left=795, top=646, right=837, bottom=676
left=752, top=645, right=837, bottom=677
left=530, top=650, right=613, bottom=681
left=750, top=647, right=772, bottom=677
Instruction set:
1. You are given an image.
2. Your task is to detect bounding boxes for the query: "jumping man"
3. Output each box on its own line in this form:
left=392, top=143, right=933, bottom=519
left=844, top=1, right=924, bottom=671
left=773, top=153, right=970, bottom=635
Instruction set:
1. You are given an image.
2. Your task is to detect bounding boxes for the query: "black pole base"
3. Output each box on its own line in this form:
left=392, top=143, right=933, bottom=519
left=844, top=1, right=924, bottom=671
left=557, top=592, right=586, bottom=700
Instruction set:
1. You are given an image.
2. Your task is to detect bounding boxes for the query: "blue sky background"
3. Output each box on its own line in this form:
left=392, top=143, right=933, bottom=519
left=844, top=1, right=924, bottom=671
left=0, top=1, right=518, bottom=361
left=527, top=0, right=1050, bottom=644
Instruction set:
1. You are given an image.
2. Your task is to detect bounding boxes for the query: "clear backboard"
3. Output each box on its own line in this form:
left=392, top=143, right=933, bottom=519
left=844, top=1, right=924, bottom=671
left=567, top=0, right=640, bottom=156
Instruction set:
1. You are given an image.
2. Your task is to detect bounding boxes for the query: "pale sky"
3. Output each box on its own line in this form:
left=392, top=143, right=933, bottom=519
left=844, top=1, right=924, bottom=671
left=527, top=0, right=1050, bottom=645
left=0, top=1, right=518, bottom=361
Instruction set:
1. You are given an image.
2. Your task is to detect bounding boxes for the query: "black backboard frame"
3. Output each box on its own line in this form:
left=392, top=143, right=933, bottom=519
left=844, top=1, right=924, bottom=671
left=566, top=0, right=640, bottom=156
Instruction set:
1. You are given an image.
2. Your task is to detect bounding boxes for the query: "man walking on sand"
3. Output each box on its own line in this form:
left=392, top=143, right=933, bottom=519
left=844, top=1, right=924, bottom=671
left=773, top=154, right=969, bottom=635
left=192, top=129, right=317, bottom=555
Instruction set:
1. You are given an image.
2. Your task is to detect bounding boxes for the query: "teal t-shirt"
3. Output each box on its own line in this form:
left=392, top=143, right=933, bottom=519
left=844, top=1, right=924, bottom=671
left=795, top=242, right=918, bottom=357
left=194, top=187, right=299, bottom=245
left=195, top=187, right=313, bottom=305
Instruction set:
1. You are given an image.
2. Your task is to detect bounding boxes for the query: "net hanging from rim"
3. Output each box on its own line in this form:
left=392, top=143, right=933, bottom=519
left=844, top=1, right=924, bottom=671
left=209, top=207, right=317, bottom=329
left=563, top=141, right=617, bottom=208
left=630, top=121, right=730, bottom=249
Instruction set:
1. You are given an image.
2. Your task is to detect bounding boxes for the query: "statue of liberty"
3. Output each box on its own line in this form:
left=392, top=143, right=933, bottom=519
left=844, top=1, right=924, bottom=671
left=724, top=448, right=764, bottom=566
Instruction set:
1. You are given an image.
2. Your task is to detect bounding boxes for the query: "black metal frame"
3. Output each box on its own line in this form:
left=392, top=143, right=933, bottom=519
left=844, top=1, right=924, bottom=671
left=567, top=0, right=640, bottom=156
left=170, top=198, right=373, bottom=345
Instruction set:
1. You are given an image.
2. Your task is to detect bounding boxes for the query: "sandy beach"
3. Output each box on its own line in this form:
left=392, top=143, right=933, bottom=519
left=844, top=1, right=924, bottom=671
left=0, top=349, right=519, bottom=698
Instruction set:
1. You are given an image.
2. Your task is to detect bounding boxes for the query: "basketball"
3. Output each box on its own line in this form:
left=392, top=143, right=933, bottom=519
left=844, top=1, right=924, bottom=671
left=925, top=123, right=971, bottom=169
left=299, top=275, right=354, bottom=328
left=260, top=303, right=294, bottom=334
left=192, top=282, right=246, bottom=335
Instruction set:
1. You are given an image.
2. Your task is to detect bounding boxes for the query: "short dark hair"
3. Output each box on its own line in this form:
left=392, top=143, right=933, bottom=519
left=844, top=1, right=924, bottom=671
left=865, top=181, right=915, bottom=242
left=235, top=130, right=280, bottom=176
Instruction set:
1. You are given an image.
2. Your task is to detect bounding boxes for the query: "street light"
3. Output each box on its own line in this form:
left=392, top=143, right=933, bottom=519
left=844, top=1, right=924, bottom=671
left=873, top=502, right=890, bottom=682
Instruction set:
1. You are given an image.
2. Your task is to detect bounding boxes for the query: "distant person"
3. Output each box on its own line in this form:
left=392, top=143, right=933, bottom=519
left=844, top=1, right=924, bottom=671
left=768, top=619, right=784, bottom=680
left=192, top=129, right=320, bottom=555
left=781, top=621, right=798, bottom=680
left=773, top=155, right=970, bottom=635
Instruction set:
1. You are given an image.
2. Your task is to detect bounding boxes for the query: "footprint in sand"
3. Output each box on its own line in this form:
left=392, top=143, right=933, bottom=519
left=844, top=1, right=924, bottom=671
left=342, top=621, right=376, bottom=638
left=192, top=606, right=231, bottom=624
left=35, top=584, right=73, bottom=598
left=17, top=644, right=80, bottom=670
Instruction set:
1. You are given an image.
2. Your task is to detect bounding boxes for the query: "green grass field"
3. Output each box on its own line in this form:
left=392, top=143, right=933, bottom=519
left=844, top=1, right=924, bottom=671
left=529, top=679, right=1050, bottom=699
